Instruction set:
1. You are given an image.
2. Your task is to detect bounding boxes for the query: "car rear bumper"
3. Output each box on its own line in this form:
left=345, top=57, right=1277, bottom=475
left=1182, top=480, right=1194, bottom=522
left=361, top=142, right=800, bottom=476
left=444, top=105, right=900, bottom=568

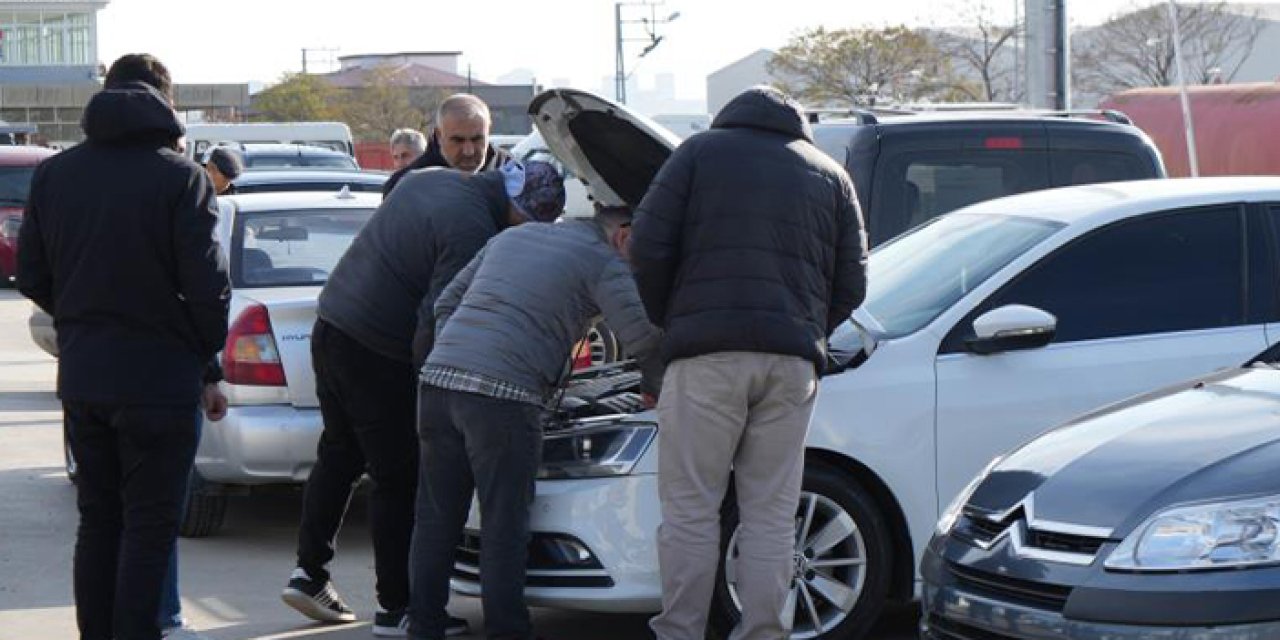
left=196, top=404, right=321, bottom=485
left=27, top=308, right=57, bottom=357
left=450, top=473, right=663, bottom=613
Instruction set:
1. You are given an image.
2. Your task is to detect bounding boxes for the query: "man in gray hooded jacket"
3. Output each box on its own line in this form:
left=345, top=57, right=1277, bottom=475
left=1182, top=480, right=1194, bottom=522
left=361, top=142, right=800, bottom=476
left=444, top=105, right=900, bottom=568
left=408, top=206, right=662, bottom=640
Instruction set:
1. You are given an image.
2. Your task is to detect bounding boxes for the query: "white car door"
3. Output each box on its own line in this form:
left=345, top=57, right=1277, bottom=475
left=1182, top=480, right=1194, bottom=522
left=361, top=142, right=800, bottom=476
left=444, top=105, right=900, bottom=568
left=932, top=204, right=1268, bottom=508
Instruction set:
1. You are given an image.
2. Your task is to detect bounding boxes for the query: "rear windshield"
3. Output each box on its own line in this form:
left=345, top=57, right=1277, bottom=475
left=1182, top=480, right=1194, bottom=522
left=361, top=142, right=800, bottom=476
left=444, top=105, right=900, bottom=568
left=235, top=181, right=384, bottom=194
left=871, top=149, right=1052, bottom=246
left=234, top=208, right=374, bottom=288
left=245, top=155, right=358, bottom=170
left=0, top=166, right=37, bottom=207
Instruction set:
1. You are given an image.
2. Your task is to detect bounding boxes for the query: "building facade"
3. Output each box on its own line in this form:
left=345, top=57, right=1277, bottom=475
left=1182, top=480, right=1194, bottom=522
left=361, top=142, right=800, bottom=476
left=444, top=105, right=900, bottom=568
left=0, top=0, right=248, bottom=146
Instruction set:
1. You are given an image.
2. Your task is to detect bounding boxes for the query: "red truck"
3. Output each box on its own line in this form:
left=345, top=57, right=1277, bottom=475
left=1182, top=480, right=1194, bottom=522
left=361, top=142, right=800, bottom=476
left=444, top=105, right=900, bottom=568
left=0, top=145, right=57, bottom=285
left=1101, top=83, right=1280, bottom=178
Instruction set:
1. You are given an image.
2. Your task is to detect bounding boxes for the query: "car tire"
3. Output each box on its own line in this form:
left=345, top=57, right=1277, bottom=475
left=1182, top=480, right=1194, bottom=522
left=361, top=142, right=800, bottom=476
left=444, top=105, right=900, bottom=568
left=586, top=320, right=623, bottom=366
left=178, top=474, right=228, bottom=538
left=709, top=462, right=893, bottom=640
left=63, top=421, right=79, bottom=485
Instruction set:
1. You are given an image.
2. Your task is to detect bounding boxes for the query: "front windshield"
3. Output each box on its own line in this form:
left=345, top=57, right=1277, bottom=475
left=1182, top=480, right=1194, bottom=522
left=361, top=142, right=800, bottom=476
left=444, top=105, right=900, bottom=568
left=861, top=213, right=1063, bottom=338
left=0, top=166, right=37, bottom=206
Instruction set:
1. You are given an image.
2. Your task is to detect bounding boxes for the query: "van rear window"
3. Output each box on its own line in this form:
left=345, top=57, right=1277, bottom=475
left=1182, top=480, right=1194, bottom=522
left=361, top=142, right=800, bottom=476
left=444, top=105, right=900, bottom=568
left=872, top=150, right=1050, bottom=245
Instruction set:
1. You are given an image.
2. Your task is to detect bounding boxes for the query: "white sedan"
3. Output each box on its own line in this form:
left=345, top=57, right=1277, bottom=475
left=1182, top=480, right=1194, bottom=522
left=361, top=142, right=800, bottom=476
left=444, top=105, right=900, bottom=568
left=453, top=177, right=1280, bottom=640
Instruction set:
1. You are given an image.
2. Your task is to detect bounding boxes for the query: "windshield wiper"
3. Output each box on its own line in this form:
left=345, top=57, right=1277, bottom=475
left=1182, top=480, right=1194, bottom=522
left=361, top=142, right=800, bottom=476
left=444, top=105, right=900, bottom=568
left=0, top=198, right=26, bottom=206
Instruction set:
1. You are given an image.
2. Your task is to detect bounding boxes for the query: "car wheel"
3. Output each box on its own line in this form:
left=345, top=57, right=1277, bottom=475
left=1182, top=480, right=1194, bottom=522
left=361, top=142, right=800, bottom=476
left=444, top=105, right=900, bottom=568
left=585, top=321, right=623, bottom=366
left=178, top=474, right=228, bottom=538
left=710, top=463, right=893, bottom=640
left=63, top=421, right=79, bottom=485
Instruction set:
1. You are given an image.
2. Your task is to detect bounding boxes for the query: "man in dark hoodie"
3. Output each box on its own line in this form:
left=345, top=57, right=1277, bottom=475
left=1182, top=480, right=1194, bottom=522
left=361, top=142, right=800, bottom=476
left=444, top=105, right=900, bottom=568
left=381, top=94, right=511, bottom=197
left=18, top=54, right=230, bottom=640
left=281, top=160, right=564, bottom=636
left=631, top=86, right=868, bottom=640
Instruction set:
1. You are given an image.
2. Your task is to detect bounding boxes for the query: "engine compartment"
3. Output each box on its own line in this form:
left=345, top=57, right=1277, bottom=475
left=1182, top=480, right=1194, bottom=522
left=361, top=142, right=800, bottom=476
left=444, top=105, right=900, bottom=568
left=548, top=360, right=647, bottom=424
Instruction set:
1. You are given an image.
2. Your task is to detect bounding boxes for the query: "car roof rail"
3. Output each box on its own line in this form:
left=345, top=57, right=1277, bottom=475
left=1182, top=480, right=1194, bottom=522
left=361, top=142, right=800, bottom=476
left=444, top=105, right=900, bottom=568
left=1036, top=109, right=1133, bottom=125
left=806, top=108, right=880, bottom=125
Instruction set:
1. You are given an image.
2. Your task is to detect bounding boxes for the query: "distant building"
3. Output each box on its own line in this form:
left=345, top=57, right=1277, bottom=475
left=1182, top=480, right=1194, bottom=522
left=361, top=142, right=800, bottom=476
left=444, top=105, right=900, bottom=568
left=706, top=49, right=780, bottom=116
left=0, top=0, right=248, bottom=145
left=310, top=52, right=538, bottom=136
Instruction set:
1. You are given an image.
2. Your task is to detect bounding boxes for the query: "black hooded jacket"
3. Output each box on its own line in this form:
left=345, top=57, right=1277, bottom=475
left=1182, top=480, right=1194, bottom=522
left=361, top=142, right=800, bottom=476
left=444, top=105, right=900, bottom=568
left=629, top=87, right=869, bottom=369
left=17, top=82, right=230, bottom=405
left=381, top=134, right=511, bottom=197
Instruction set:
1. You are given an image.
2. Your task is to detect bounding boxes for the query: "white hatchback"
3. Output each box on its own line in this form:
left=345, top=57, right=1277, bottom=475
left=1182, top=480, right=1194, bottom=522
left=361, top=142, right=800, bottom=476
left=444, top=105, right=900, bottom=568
left=452, top=177, right=1280, bottom=640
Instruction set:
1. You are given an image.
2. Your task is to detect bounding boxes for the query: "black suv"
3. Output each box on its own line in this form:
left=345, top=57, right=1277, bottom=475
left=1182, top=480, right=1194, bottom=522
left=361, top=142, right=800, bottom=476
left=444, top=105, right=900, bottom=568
left=811, top=110, right=1166, bottom=246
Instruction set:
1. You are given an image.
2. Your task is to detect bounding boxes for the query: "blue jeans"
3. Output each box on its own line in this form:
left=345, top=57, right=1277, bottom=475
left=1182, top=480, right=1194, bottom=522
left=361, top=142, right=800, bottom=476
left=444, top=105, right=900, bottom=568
left=158, top=412, right=202, bottom=630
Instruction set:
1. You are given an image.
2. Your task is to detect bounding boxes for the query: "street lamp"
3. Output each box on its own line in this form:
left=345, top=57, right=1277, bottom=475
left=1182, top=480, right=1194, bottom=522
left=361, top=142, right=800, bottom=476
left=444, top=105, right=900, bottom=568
left=614, top=2, right=680, bottom=104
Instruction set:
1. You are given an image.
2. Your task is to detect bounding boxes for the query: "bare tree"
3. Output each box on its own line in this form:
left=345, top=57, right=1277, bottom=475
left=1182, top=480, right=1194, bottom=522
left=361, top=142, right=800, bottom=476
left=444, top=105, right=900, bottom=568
left=335, top=65, right=432, bottom=142
left=767, top=25, right=965, bottom=107
left=1074, top=1, right=1263, bottom=98
left=930, top=0, right=1023, bottom=102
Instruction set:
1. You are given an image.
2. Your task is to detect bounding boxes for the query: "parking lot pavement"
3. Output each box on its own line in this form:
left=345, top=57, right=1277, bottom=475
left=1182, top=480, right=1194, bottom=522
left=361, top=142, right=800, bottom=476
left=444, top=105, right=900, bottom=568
left=0, top=290, right=918, bottom=639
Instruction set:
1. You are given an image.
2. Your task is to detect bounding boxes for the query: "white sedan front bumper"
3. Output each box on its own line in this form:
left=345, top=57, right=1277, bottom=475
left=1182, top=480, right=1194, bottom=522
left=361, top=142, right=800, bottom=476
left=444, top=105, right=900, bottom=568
left=451, top=473, right=664, bottom=613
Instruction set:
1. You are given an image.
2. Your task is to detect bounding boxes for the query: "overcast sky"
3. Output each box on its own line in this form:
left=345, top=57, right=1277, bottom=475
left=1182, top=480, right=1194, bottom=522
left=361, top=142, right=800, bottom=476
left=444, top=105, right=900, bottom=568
left=95, top=0, right=1259, bottom=102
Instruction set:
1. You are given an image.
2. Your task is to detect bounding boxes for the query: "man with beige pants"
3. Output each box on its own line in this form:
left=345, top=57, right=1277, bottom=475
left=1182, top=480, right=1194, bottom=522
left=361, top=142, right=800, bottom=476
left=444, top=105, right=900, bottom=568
left=630, top=85, right=868, bottom=640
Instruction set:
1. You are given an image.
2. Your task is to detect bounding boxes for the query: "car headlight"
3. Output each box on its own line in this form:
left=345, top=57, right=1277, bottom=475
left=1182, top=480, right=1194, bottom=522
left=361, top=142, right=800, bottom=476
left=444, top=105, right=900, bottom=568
left=1105, top=495, right=1280, bottom=571
left=538, top=421, right=656, bottom=479
left=936, top=455, right=1005, bottom=536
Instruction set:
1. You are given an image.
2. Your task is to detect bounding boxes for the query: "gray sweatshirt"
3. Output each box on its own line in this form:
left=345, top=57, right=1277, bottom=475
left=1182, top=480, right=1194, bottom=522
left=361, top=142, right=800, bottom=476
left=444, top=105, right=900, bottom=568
left=428, top=218, right=662, bottom=399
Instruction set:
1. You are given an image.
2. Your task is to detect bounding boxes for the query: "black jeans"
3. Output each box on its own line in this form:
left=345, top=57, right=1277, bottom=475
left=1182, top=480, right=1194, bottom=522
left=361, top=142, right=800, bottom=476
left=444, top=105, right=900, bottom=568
left=410, top=385, right=543, bottom=640
left=65, top=401, right=198, bottom=640
left=295, top=319, right=419, bottom=610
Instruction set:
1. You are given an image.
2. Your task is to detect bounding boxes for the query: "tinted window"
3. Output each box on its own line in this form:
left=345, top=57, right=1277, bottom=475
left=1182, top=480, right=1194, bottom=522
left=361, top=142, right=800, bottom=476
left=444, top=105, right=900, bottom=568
left=1050, top=151, right=1150, bottom=187
left=0, top=166, right=37, bottom=206
left=235, top=209, right=373, bottom=288
left=947, top=206, right=1245, bottom=348
left=871, top=150, right=1050, bottom=245
left=1248, top=208, right=1276, bottom=323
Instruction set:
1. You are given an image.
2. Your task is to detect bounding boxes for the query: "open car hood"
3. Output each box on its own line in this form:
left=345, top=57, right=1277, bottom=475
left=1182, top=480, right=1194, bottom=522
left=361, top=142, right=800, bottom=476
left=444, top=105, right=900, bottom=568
left=528, top=88, right=681, bottom=209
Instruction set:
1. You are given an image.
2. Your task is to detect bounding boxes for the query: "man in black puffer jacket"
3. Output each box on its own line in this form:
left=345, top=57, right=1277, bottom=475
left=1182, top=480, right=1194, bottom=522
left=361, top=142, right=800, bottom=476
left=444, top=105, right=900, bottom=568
left=18, top=54, right=230, bottom=640
left=631, top=86, right=868, bottom=640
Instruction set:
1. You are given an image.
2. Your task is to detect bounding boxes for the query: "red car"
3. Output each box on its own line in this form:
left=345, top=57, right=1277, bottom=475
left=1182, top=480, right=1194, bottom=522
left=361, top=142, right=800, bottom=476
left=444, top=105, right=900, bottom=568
left=0, top=145, right=57, bottom=285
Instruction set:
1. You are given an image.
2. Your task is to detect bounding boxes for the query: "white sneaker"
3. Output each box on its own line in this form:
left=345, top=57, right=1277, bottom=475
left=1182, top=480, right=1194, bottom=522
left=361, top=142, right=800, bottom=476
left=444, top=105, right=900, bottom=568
left=161, top=624, right=213, bottom=640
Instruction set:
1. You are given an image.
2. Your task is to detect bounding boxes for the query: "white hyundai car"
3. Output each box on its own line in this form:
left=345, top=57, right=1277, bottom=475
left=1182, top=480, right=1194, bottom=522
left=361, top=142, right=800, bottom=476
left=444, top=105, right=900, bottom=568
left=452, top=89, right=1280, bottom=640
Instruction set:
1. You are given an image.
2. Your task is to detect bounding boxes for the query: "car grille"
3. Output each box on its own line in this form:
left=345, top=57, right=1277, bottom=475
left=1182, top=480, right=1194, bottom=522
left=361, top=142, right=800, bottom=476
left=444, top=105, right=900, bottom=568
left=925, top=614, right=1022, bottom=640
left=1025, top=528, right=1106, bottom=555
left=453, top=532, right=615, bottom=589
left=958, top=510, right=1108, bottom=559
left=947, top=562, right=1072, bottom=612
left=957, top=513, right=1012, bottom=546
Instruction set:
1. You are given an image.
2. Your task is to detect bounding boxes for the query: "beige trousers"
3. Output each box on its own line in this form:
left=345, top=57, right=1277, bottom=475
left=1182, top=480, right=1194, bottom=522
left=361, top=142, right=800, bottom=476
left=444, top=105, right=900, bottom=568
left=649, top=351, right=818, bottom=640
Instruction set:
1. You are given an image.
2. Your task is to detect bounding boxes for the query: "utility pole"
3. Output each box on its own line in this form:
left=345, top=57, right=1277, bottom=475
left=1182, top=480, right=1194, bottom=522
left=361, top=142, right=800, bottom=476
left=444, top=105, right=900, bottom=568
left=1023, top=0, right=1069, bottom=110
left=1168, top=0, right=1200, bottom=176
left=614, top=2, right=680, bottom=105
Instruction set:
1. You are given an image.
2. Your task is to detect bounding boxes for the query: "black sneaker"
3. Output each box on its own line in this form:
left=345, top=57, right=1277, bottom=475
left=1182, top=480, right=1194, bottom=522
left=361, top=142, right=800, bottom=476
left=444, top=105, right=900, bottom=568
left=372, top=607, right=409, bottom=637
left=444, top=616, right=469, bottom=637
left=281, top=567, right=357, bottom=623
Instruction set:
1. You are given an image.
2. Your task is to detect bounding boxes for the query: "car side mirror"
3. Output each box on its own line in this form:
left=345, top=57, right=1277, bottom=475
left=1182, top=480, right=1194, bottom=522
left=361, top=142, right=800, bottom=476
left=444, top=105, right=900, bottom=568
left=964, top=305, right=1056, bottom=355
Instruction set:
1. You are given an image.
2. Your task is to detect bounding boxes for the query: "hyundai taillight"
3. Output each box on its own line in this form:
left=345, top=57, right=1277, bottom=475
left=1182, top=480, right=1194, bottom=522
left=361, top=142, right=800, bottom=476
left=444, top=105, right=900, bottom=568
left=223, top=304, right=287, bottom=386
left=0, top=215, right=21, bottom=241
